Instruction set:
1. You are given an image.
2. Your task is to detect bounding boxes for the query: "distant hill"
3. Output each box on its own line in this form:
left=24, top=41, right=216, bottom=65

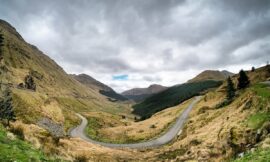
left=121, top=84, right=167, bottom=102
left=72, top=74, right=127, bottom=101
left=188, top=70, right=234, bottom=83
left=133, top=80, right=222, bottom=119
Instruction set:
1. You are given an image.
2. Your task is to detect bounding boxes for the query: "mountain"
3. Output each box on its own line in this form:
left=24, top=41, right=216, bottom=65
left=133, top=80, right=222, bottom=119
left=121, top=84, right=167, bottom=102
left=71, top=74, right=127, bottom=101
left=188, top=70, right=234, bottom=83
left=0, top=19, right=129, bottom=131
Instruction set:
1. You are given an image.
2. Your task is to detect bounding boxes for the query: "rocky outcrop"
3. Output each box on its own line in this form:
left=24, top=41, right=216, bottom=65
left=37, top=118, right=65, bottom=138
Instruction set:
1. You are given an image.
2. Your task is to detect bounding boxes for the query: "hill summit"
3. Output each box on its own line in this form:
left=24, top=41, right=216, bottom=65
left=188, top=70, right=234, bottom=83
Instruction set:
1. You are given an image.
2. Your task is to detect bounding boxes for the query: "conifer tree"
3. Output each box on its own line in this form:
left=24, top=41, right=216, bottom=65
left=0, top=31, right=4, bottom=58
left=0, top=89, right=16, bottom=126
left=0, top=37, right=3, bottom=46
left=226, top=77, right=235, bottom=100
left=24, top=75, right=36, bottom=91
left=237, top=70, right=250, bottom=89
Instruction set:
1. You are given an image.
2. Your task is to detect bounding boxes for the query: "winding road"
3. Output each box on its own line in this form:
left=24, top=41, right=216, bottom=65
left=70, top=96, right=201, bottom=149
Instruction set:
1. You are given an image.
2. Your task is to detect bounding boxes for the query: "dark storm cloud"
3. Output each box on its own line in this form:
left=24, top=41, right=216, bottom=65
left=0, top=0, right=270, bottom=91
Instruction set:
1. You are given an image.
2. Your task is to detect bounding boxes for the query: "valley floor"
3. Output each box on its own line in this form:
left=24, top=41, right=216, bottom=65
left=70, top=96, right=201, bottom=148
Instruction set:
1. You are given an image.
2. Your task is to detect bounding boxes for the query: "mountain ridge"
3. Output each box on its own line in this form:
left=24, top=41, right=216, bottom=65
left=71, top=73, right=127, bottom=101
left=121, top=84, right=167, bottom=102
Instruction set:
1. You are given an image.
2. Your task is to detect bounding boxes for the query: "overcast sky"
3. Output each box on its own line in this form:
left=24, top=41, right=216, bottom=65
left=0, top=0, right=270, bottom=92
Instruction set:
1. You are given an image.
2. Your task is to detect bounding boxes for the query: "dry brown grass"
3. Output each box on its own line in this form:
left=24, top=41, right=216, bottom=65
left=7, top=87, right=268, bottom=162
left=6, top=89, right=263, bottom=162
left=141, top=89, right=269, bottom=161
left=84, top=99, right=193, bottom=143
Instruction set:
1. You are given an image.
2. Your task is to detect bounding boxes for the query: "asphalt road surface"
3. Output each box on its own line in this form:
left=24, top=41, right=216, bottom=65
left=70, top=96, right=201, bottom=149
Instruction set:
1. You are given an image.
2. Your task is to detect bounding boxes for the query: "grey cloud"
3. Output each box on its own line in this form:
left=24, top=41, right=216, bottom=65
left=213, top=0, right=270, bottom=15
left=0, top=0, right=270, bottom=90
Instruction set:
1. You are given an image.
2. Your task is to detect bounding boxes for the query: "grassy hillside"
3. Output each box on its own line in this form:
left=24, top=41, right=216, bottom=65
left=144, top=81, right=270, bottom=161
left=0, top=19, right=134, bottom=160
left=0, top=19, right=131, bottom=129
left=133, top=80, right=222, bottom=119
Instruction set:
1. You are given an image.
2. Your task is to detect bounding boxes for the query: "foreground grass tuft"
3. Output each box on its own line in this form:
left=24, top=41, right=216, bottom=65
left=0, top=124, right=62, bottom=162
left=233, top=148, right=270, bottom=162
left=252, top=83, right=270, bottom=99
left=247, top=113, right=270, bottom=129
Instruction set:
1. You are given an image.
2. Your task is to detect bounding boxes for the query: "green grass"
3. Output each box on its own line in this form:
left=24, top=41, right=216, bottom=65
left=247, top=113, right=270, bottom=129
left=247, top=83, right=270, bottom=130
left=233, top=148, right=270, bottom=162
left=252, top=83, right=270, bottom=99
left=0, top=124, right=62, bottom=162
left=85, top=117, right=102, bottom=138
left=56, top=97, right=91, bottom=112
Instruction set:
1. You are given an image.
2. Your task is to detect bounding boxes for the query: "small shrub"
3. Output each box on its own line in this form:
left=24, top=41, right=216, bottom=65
left=134, top=116, right=139, bottom=122
left=198, top=106, right=210, bottom=114
left=52, top=136, right=60, bottom=146
left=215, top=99, right=232, bottom=109
left=10, top=126, right=24, bottom=140
left=150, top=124, right=156, bottom=129
left=24, top=75, right=36, bottom=91
left=17, top=83, right=24, bottom=89
left=190, top=139, right=201, bottom=145
left=74, top=155, right=88, bottom=162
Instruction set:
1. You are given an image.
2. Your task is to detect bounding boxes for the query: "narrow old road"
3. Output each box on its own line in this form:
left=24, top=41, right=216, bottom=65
left=70, top=96, right=201, bottom=149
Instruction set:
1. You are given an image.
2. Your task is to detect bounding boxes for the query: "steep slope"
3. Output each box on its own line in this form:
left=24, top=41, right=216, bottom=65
left=188, top=70, right=234, bottom=83
left=133, top=80, right=222, bottom=119
left=122, top=84, right=167, bottom=102
left=0, top=19, right=130, bottom=131
left=72, top=74, right=127, bottom=101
